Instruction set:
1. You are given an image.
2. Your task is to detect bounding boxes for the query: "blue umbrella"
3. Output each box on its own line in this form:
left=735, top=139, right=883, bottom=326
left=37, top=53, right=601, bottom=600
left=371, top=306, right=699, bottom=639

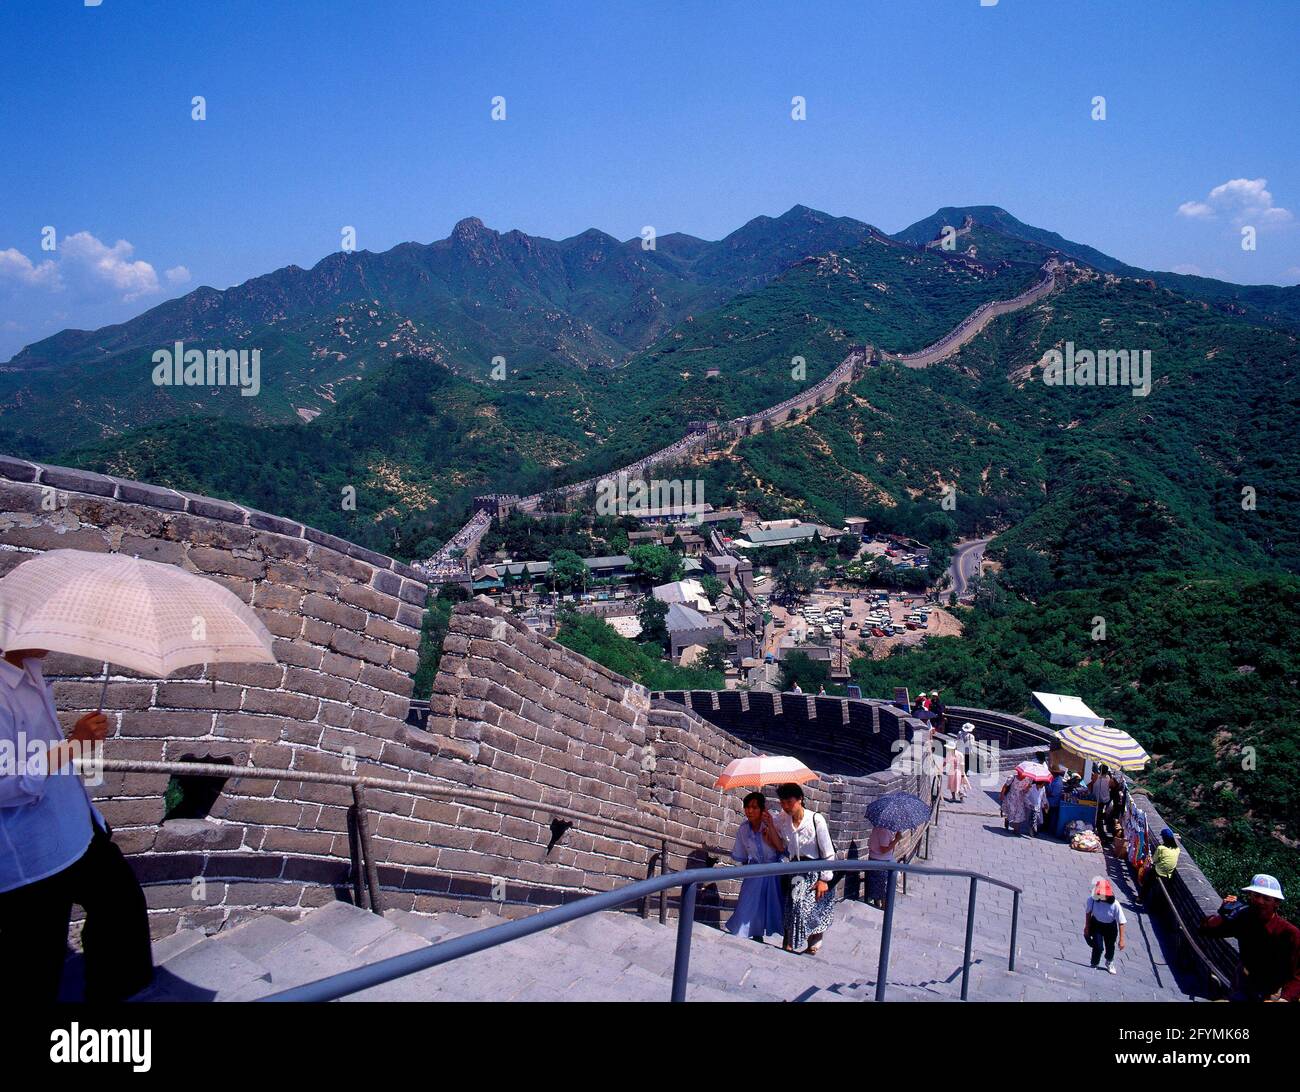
left=865, top=791, right=930, bottom=832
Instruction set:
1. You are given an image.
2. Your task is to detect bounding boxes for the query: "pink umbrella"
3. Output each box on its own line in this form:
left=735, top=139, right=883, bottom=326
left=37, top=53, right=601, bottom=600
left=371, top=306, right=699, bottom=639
left=715, top=754, right=817, bottom=790
left=1015, top=760, right=1052, bottom=782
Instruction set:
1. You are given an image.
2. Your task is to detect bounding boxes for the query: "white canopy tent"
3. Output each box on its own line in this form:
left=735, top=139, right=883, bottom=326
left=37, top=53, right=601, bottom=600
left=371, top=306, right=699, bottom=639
left=1031, top=691, right=1106, bottom=727
left=1031, top=691, right=1107, bottom=782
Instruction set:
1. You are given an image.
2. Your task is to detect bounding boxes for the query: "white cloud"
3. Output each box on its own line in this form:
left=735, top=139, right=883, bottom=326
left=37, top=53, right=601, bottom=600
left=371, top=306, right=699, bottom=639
left=0, top=231, right=192, bottom=304
left=1177, top=177, right=1293, bottom=225
left=0, top=247, right=61, bottom=288
left=59, top=231, right=161, bottom=300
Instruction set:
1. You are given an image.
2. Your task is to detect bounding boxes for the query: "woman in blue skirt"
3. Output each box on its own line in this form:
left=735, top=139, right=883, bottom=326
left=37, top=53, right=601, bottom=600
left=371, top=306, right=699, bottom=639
left=725, top=791, right=786, bottom=942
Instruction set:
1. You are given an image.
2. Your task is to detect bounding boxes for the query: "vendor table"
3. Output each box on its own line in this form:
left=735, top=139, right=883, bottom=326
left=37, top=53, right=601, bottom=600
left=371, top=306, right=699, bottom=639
left=1052, top=799, right=1097, bottom=837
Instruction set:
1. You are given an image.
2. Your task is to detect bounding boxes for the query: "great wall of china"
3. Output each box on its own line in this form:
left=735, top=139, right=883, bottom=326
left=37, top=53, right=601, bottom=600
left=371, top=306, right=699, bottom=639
left=886, top=259, right=1059, bottom=368
left=2, top=251, right=1237, bottom=999
left=417, top=257, right=1061, bottom=581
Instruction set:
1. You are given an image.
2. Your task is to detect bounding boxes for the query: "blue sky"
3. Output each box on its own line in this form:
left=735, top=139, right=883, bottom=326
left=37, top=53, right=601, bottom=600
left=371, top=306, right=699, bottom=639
left=1, top=0, right=1296, bottom=360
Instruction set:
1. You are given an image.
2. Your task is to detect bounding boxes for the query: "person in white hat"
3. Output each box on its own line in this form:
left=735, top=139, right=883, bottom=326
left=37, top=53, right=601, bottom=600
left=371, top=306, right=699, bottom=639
left=1201, top=874, right=1300, bottom=1002
left=958, top=721, right=977, bottom=773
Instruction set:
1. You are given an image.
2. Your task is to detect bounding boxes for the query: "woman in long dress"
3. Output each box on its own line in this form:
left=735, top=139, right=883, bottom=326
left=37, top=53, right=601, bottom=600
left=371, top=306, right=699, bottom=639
left=725, top=792, right=785, bottom=942
left=943, top=740, right=969, bottom=803
left=773, top=782, right=837, bottom=955
left=1001, top=770, right=1033, bottom=834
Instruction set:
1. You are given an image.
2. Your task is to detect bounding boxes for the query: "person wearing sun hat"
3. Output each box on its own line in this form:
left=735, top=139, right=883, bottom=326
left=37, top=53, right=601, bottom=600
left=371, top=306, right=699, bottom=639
left=1084, top=876, right=1127, bottom=973
left=957, top=721, right=977, bottom=772
left=1201, top=874, right=1300, bottom=1001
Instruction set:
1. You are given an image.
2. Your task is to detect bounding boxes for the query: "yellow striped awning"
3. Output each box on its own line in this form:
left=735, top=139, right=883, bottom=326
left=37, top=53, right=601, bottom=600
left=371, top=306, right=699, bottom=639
left=1056, top=724, right=1149, bottom=771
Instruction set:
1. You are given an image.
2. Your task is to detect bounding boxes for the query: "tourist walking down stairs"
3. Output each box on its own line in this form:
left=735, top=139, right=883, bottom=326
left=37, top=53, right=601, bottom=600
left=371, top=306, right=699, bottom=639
left=1084, top=877, right=1127, bottom=974
left=773, top=783, right=836, bottom=955
left=0, top=648, right=153, bottom=1002
left=725, top=792, right=785, bottom=942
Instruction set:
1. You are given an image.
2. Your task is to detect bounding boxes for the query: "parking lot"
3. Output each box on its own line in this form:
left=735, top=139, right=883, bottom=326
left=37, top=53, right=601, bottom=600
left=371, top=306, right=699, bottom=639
left=764, top=589, right=961, bottom=665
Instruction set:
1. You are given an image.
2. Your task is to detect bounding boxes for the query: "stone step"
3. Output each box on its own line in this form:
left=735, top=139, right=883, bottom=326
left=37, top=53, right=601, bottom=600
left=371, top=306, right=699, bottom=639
left=124, top=891, right=1190, bottom=1003
left=298, top=901, right=400, bottom=956
left=134, top=937, right=273, bottom=1002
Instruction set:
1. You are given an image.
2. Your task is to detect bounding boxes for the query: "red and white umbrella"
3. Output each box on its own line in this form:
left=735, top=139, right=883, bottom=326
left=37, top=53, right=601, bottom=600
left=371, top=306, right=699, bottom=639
left=1015, top=760, right=1052, bottom=783
left=715, top=754, right=817, bottom=791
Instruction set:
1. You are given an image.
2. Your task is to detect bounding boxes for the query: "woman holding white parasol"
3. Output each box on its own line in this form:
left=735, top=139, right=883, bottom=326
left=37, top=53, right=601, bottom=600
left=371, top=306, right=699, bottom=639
left=0, top=550, right=275, bottom=1002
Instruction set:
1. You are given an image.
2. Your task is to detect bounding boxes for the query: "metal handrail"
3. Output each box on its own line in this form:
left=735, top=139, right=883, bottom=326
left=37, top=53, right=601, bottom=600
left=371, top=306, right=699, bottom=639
left=83, top=758, right=729, bottom=914
left=90, top=758, right=721, bottom=855
left=258, top=858, right=1022, bottom=1003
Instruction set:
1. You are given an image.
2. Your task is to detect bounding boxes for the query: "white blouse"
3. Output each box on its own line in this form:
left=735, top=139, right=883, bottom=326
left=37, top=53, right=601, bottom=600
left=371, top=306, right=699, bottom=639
left=774, top=808, right=835, bottom=882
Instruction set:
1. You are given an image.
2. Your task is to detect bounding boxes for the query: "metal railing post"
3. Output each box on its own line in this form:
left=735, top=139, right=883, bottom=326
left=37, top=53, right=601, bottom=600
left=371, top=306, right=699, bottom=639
left=346, top=800, right=367, bottom=910
left=875, top=868, right=898, bottom=1002
left=658, top=838, right=669, bottom=925
left=352, top=783, right=384, bottom=915
left=1009, top=888, right=1020, bottom=971
left=641, top=849, right=659, bottom=919
left=961, top=877, right=978, bottom=1000
left=670, top=881, right=698, bottom=1002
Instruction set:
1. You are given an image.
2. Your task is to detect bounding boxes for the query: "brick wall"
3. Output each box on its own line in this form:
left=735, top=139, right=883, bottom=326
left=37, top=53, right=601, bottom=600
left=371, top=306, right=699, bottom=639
left=0, top=457, right=428, bottom=936
left=1130, top=792, right=1237, bottom=992
left=658, top=690, right=924, bottom=776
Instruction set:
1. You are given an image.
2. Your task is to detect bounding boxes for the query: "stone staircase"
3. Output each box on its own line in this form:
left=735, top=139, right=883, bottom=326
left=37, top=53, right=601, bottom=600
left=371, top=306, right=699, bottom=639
left=81, top=888, right=1192, bottom=1002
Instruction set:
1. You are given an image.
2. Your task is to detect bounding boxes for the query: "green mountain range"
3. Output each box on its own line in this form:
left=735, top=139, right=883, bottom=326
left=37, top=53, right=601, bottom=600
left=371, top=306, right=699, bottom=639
left=0, top=205, right=878, bottom=446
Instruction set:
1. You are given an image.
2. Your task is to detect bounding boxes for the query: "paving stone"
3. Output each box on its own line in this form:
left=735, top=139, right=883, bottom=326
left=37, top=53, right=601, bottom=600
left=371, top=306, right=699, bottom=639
left=299, top=901, right=399, bottom=955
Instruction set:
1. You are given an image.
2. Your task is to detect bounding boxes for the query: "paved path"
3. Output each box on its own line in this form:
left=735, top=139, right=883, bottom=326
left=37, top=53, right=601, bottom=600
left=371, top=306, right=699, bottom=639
left=911, top=784, right=1194, bottom=999
left=949, top=537, right=990, bottom=598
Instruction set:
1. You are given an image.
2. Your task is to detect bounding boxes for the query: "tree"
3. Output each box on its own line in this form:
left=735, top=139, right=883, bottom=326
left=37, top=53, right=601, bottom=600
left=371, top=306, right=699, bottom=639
left=779, top=650, right=830, bottom=693
left=549, top=549, right=588, bottom=594
left=637, top=596, right=670, bottom=648
left=700, top=638, right=730, bottom=674
left=629, top=543, right=683, bottom=586
left=700, top=574, right=725, bottom=605
left=773, top=557, right=813, bottom=605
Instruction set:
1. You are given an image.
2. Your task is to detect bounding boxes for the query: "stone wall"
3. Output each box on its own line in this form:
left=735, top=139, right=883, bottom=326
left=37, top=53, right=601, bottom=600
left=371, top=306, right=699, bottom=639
left=891, top=261, right=1057, bottom=369
left=1131, top=793, right=1237, bottom=993
left=658, top=690, right=921, bottom=777
left=424, top=600, right=915, bottom=904
left=0, top=457, right=428, bottom=936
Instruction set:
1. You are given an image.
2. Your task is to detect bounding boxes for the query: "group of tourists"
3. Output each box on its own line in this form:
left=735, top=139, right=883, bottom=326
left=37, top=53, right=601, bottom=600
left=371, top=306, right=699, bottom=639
left=725, top=784, right=838, bottom=954
left=1085, top=764, right=1129, bottom=834
left=913, top=689, right=945, bottom=731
